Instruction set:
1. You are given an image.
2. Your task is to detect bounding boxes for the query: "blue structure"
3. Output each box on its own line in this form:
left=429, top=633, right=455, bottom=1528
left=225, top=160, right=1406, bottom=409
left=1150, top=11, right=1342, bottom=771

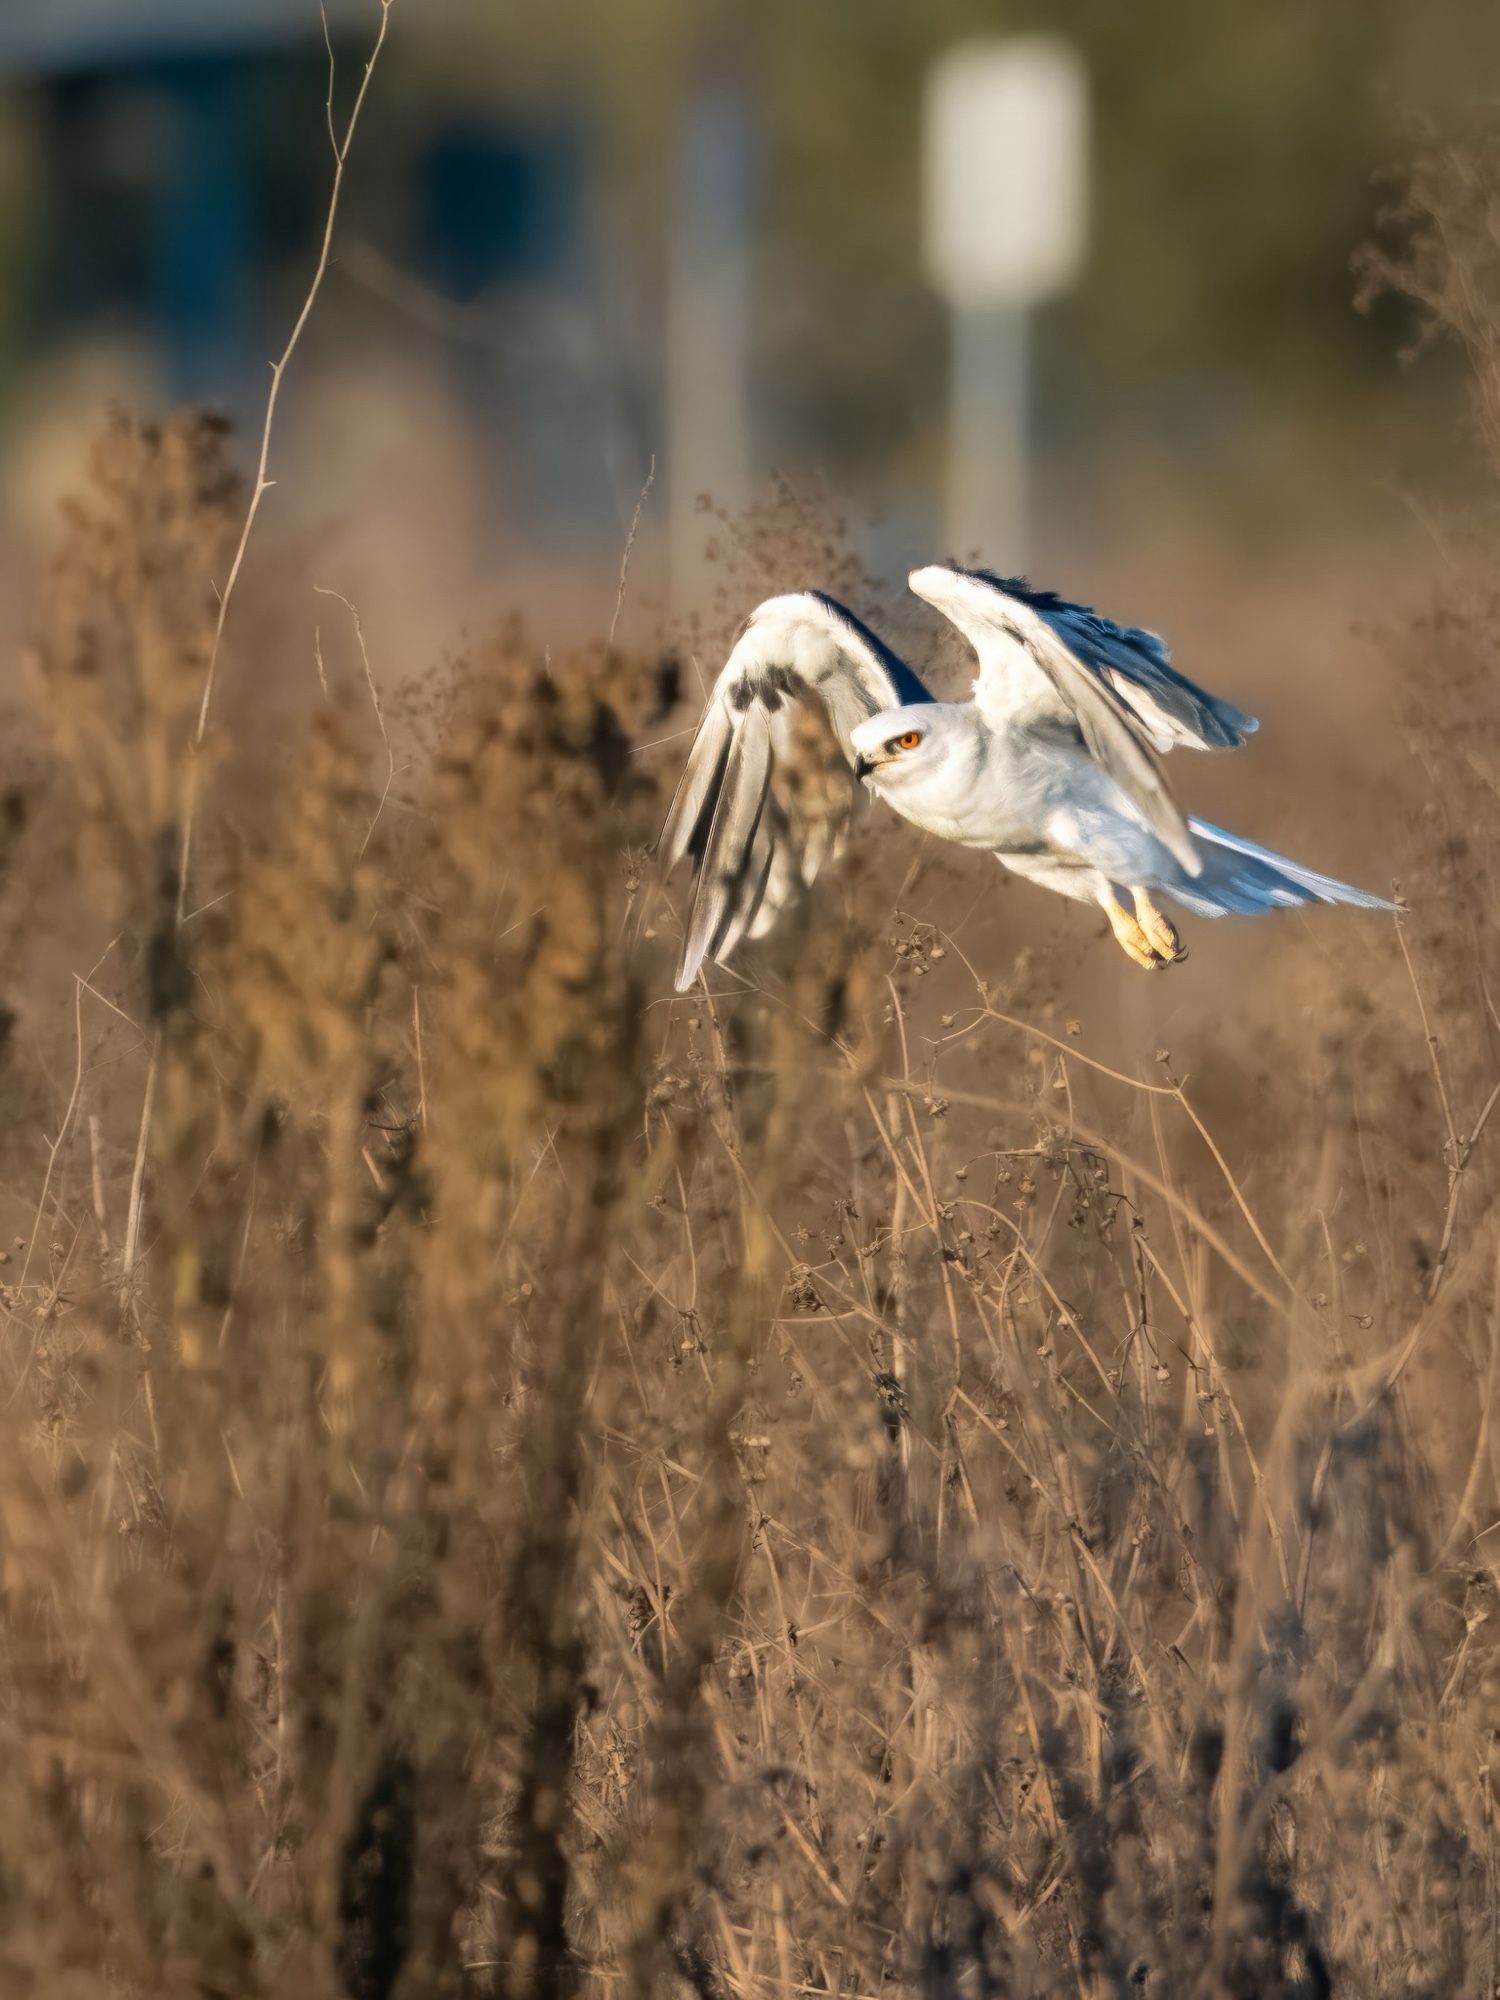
left=0, top=2, right=374, bottom=405
left=0, top=2, right=639, bottom=549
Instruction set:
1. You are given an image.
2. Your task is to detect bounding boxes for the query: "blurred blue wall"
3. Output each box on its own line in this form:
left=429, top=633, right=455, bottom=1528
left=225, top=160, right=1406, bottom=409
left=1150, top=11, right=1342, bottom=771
left=0, top=7, right=624, bottom=546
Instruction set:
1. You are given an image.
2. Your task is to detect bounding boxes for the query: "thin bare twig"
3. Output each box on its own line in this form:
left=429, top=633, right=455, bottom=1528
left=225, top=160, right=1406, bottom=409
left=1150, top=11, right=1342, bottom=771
left=1397, top=916, right=1460, bottom=1167
left=313, top=585, right=398, bottom=856
left=118, top=5, right=394, bottom=1331
left=177, top=0, right=396, bottom=915
left=18, top=936, right=122, bottom=1300
left=412, top=986, right=428, bottom=1130
left=121, top=1031, right=161, bottom=1288
left=18, top=981, right=86, bottom=1303
left=1352, top=1076, right=1500, bottom=1408
left=609, top=454, right=656, bottom=648
left=1426, top=1075, right=1500, bottom=1304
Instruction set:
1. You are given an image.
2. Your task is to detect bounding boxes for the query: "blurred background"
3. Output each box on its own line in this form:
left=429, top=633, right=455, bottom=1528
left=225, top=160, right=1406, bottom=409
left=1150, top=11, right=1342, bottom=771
left=0, top=0, right=1492, bottom=681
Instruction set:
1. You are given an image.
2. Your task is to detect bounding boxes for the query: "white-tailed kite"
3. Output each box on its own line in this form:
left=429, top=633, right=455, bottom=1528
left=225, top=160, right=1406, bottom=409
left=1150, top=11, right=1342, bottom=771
left=660, top=564, right=1391, bottom=990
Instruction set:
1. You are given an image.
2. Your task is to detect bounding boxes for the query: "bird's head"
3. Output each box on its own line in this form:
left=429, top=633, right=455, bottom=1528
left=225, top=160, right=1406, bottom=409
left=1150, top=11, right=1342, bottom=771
left=850, top=705, right=932, bottom=782
left=850, top=704, right=962, bottom=792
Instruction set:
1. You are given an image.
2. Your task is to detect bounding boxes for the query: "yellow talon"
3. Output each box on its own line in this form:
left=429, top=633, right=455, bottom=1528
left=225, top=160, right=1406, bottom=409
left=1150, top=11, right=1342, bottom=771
left=1099, top=892, right=1166, bottom=970
left=1132, top=889, right=1185, bottom=963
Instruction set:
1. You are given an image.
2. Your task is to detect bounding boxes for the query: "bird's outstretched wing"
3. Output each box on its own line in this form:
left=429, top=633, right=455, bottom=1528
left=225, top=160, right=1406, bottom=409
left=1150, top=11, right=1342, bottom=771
left=659, top=592, right=932, bottom=991
left=911, top=564, right=1255, bottom=752
left=908, top=563, right=1201, bottom=877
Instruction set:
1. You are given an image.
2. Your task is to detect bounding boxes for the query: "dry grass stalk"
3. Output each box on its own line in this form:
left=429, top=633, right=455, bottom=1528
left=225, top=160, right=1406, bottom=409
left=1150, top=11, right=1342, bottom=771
left=3, top=134, right=1500, bottom=2000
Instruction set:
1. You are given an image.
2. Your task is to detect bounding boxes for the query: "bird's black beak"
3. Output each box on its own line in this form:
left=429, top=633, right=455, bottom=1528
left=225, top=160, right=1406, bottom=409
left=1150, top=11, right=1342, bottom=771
left=853, top=753, right=874, bottom=782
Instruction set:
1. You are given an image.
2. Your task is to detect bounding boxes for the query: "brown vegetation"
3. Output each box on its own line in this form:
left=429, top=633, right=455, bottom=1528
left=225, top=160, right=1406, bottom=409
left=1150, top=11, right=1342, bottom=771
left=0, top=146, right=1498, bottom=2000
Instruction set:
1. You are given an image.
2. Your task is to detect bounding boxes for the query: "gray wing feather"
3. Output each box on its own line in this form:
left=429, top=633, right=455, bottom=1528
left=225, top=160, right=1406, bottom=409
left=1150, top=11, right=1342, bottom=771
left=930, top=568, right=1255, bottom=752
left=1017, top=585, right=1254, bottom=750
left=677, top=708, right=773, bottom=985
left=713, top=814, right=778, bottom=960
left=660, top=698, right=732, bottom=876
left=659, top=592, right=931, bottom=990
left=909, top=564, right=1201, bottom=878
left=1030, top=621, right=1201, bottom=877
left=797, top=812, right=839, bottom=891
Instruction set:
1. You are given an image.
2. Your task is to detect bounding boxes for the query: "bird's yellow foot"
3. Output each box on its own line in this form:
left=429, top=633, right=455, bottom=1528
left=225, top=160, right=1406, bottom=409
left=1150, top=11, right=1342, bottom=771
left=1132, top=890, right=1186, bottom=964
left=1100, top=893, right=1167, bottom=970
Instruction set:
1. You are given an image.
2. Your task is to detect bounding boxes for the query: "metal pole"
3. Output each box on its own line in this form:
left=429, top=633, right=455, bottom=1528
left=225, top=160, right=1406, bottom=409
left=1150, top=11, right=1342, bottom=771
left=666, top=63, right=754, bottom=610
left=945, top=302, right=1028, bottom=570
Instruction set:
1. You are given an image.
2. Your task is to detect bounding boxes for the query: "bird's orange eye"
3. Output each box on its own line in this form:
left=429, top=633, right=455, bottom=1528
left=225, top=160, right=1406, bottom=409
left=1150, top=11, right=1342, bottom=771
left=889, top=730, right=923, bottom=752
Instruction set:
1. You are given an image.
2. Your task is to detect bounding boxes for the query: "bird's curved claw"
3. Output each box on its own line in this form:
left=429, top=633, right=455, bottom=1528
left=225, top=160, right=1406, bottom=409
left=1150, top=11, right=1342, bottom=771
left=1100, top=891, right=1186, bottom=970
left=1133, top=890, right=1186, bottom=966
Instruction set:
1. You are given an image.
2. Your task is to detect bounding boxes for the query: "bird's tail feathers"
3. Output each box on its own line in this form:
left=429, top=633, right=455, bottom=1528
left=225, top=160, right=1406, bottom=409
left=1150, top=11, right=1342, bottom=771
left=1170, top=818, right=1395, bottom=918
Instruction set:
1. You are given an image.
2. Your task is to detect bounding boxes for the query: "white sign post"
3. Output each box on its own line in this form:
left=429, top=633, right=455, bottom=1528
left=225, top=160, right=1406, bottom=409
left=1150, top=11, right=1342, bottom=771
left=924, top=38, right=1088, bottom=570
left=666, top=70, right=755, bottom=609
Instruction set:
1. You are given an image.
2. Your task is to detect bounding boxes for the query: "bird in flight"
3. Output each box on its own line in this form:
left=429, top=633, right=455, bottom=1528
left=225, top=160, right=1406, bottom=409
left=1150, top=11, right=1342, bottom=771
left=659, top=563, right=1391, bottom=992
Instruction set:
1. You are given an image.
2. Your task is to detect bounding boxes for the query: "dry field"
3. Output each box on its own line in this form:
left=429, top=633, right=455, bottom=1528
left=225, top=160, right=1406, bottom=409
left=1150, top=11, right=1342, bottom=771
left=3, top=147, right=1500, bottom=2000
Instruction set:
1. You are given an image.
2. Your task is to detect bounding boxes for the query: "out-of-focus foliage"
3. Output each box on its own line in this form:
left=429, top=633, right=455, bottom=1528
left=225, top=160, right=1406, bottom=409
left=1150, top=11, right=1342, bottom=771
left=0, top=364, right=1495, bottom=1995
left=0, top=0, right=1493, bottom=528
left=399, top=0, right=1500, bottom=475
